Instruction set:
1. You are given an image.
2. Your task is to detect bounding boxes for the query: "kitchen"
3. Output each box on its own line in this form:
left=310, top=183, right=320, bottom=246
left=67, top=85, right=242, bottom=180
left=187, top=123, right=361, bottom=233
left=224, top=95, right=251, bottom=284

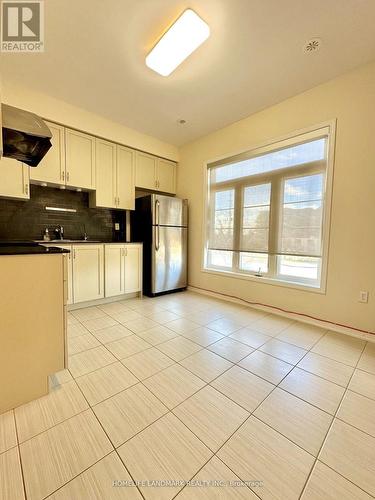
left=1, top=2, right=375, bottom=499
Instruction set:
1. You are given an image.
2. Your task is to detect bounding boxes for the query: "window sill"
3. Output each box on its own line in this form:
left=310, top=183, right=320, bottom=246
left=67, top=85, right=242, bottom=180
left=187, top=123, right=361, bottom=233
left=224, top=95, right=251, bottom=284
left=202, top=267, right=326, bottom=294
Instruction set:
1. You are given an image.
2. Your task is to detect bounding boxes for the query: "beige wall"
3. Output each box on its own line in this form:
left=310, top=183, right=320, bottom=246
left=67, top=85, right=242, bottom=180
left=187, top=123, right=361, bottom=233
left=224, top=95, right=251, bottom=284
left=178, top=61, right=375, bottom=333
left=1, top=79, right=179, bottom=161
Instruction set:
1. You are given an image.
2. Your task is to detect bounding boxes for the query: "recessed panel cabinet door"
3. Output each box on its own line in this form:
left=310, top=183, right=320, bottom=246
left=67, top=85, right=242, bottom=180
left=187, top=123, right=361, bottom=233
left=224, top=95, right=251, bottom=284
left=105, top=245, right=124, bottom=297
left=117, top=145, right=135, bottom=210
left=65, top=129, right=96, bottom=189
left=135, top=152, right=157, bottom=190
left=30, top=122, right=66, bottom=185
left=94, top=139, right=117, bottom=208
left=0, top=156, right=30, bottom=199
left=124, top=245, right=142, bottom=293
left=157, top=158, right=177, bottom=194
left=72, top=245, right=104, bottom=303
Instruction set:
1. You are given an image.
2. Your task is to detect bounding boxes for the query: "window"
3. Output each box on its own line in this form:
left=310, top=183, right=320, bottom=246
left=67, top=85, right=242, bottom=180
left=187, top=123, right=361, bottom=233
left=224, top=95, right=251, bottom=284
left=205, top=126, right=333, bottom=289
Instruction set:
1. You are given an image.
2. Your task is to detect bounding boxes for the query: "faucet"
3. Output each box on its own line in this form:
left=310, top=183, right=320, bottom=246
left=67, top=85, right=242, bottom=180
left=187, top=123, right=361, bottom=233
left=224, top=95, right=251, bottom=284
left=54, top=225, right=64, bottom=240
left=83, top=224, right=88, bottom=241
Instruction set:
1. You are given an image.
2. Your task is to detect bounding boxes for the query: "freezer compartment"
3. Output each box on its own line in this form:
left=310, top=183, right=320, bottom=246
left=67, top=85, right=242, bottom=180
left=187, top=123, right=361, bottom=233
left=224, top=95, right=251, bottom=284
left=152, top=226, right=187, bottom=295
left=152, top=194, right=188, bottom=227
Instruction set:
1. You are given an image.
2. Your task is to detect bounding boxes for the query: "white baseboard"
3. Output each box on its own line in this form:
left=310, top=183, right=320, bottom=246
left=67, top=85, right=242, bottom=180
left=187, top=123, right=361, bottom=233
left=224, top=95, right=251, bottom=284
left=188, top=286, right=374, bottom=344
left=68, top=292, right=142, bottom=310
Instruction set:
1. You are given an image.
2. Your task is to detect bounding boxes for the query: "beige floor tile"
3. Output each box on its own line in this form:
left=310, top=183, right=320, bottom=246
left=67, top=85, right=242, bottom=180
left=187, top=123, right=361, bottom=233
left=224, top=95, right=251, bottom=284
left=143, top=364, right=206, bottom=409
left=0, top=447, right=25, bottom=500
left=176, top=456, right=258, bottom=499
left=68, top=332, right=101, bottom=355
left=15, top=380, right=88, bottom=442
left=67, top=322, right=90, bottom=339
left=123, top=317, right=159, bottom=334
left=349, top=369, right=375, bottom=400
left=97, top=301, right=130, bottom=315
left=20, top=410, right=113, bottom=500
left=118, top=413, right=212, bottom=500
left=337, top=390, right=375, bottom=437
left=320, top=419, right=375, bottom=497
left=180, top=349, right=233, bottom=382
left=254, top=388, right=332, bottom=455
left=165, top=317, right=201, bottom=334
left=112, top=310, right=143, bottom=324
left=71, top=306, right=107, bottom=322
left=136, top=325, right=179, bottom=345
left=205, top=318, right=246, bottom=335
left=218, top=416, right=314, bottom=500
left=49, top=369, right=73, bottom=390
left=211, top=366, right=274, bottom=412
left=106, top=335, right=151, bottom=360
left=121, top=348, right=174, bottom=380
left=239, top=350, right=293, bottom=385
left=67, top=312, right=79, bottom=325
left=208, top=338, right=254, bottom=363
left=94, top=383, right=168, bottom=447
left=76, top=362, right=138, bottom=406
left=0, top=410, right=17, bottom=454
left=49, top=452, right=142, bottom=499
left=297, top=351, right=354, bottom=387
left=302, top=461, right=372, bottom=500
left=358, top=342, right=375, bottom=375
left=251, top=314, right=293, bottom=336
left=82, top=315, right=118, bottom=333
left=174, top=386, right=249, bottom=452
left=92, top=324, right=133, bottom=344
left=311, top=331, right=365, bottom=366
left=69, top=346, right=117, bottom=378
left=181, top=309, right=224, bottom=326
left=280, top=367, right=345, bottom=414
left=145, top=310, right=181, bottom=324
left=277, top=323, right=326, bottom=350
left=181, top=326, right=225, bottom=347
left=260, top=338, right=307, bottom=364
left=229, top=327, right=271, bottom=349
left=157, top=336, right=202, bottom=361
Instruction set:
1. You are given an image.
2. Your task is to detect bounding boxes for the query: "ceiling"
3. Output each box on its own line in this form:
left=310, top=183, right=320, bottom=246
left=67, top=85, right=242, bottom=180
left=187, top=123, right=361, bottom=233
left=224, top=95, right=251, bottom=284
left=2, top=0, right=375, bottom=146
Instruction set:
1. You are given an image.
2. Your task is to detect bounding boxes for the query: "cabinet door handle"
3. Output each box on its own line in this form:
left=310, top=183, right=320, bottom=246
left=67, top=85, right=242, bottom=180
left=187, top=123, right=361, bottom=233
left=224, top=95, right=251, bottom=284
left=66, top=172, right=70, bottom=182
left=73, top=249, right=76, bottom=259
left=25, top=184, right=29, bottom=195
left=61, top=171, right=65, bottom=181
left=118, top=197, right=120, bottom=206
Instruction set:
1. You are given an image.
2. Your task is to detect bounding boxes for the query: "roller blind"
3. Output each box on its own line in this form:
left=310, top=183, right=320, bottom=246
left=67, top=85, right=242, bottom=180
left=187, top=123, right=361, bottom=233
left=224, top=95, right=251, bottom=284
left=207, top=130, right=328, bottom=262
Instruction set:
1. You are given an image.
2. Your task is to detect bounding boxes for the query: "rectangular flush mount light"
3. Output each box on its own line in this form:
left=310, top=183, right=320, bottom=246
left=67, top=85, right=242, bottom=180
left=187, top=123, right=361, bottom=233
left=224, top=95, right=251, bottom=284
left=146, top=9, right=210, bottom=76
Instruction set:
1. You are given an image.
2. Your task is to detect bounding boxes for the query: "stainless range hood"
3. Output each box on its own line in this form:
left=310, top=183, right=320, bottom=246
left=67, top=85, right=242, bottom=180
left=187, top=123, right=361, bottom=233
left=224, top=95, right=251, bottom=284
left=1, top=104, right=52, bottom=167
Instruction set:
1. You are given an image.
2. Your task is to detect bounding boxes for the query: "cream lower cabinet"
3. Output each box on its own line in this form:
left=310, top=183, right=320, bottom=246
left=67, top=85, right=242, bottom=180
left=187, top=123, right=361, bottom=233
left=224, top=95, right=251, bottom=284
left=72, top=244, right=104, bottom=303
left=0, top=156, right=30, bottom=199
left=105, top=244, right=142, bottom=297
left=55, top=245, right=73, bottom=305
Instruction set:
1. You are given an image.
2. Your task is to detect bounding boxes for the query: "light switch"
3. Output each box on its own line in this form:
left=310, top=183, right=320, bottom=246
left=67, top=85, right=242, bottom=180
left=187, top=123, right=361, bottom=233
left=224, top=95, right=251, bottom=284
left=359, top=291, right=369, bottom=303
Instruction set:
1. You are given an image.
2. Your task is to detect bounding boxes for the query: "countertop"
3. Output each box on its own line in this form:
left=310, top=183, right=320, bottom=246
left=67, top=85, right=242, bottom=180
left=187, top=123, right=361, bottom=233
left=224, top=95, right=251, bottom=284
left=0, top=242, right=70, bottom=255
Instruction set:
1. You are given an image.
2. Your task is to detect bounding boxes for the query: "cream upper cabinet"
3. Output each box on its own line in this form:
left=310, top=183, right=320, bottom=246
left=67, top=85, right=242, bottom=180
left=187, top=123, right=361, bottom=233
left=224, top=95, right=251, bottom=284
left=72, top=244, right=104, bottom=303
left=117, top=145, right=135, bottom=210
left=135, top=151, right=157, bottom=190
left=90, top=139, right=117, bottom=208
left=105, top=244, right=142, bottom=298
left=65, top=128, right=96, bottom=190
left=157, top=158, right=177, bottom=194
left=0, top=155, right=30, bottom=200
left=105, top=245, right=124, bottom=297
left=124, top=244, right=142, bottom=293
left=30, top=122, right=65, bottom=185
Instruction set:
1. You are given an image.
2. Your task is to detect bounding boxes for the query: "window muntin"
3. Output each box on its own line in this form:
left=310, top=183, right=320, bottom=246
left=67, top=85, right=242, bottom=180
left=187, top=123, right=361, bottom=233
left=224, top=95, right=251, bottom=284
left=205, top=129, right=330, bottom=288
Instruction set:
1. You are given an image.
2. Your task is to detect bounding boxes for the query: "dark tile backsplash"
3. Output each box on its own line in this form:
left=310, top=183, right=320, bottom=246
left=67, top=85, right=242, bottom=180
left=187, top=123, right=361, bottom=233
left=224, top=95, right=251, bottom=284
left=0, top=185, right=126, bottom=242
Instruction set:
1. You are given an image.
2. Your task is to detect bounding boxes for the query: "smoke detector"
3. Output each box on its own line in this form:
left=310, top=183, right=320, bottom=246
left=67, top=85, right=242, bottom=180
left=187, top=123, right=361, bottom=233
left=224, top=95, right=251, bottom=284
left=178, top=119, right=187, bottom=125
left=303, top=37, right=322, bottom=54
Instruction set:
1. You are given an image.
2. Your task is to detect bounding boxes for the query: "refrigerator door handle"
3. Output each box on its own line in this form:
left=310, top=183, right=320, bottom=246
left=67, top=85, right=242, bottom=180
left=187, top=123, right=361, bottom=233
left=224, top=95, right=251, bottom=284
left=155, top=225, right=160, bottom=251
left=155, top=199, right=160, bottom=225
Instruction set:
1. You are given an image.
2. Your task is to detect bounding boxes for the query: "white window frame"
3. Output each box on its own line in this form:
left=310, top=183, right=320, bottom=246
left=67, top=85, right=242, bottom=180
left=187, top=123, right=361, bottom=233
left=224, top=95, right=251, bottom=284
left=202, top=121, right=336, bottom=294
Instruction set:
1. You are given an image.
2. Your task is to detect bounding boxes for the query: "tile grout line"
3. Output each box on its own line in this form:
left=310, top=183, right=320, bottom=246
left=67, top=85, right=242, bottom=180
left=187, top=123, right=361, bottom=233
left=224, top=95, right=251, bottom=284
left=297, top=340, right=369, bottom=499
left=11, top=410, right=28, bottom=500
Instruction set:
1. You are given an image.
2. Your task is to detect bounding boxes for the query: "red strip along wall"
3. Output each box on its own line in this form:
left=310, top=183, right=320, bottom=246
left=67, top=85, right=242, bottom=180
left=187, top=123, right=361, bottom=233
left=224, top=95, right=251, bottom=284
left=190, top=285, right=375, bottom=336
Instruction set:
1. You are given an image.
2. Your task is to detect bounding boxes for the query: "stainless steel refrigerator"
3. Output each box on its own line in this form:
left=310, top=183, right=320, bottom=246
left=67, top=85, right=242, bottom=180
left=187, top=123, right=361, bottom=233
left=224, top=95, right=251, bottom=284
left=132, top=194, right=188, bottom=296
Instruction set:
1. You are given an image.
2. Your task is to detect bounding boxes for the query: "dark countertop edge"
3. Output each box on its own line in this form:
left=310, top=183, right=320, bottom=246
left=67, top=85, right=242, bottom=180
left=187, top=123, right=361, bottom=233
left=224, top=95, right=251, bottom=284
left=0, top=242, right=70, bottom=255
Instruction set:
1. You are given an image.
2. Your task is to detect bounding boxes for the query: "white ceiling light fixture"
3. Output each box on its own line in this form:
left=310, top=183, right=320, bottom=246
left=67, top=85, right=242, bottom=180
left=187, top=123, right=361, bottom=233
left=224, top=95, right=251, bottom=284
left=146, top=9, right=210, bottom=77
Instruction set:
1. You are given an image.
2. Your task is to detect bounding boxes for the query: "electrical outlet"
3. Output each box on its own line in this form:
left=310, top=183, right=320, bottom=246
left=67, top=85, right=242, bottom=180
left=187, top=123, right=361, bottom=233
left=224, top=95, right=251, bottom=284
left=359, top=291, right=369, bottom=303
left=114, top=223, right=120, bottom=231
